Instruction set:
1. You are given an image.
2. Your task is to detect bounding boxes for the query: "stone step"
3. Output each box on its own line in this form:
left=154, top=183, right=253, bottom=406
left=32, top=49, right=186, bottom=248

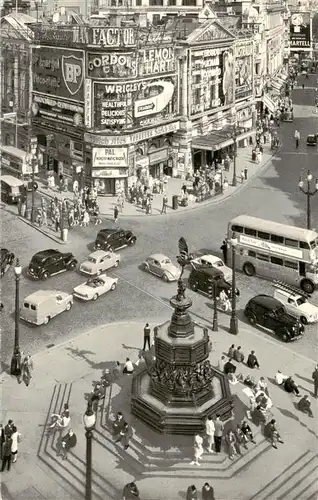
left=249, top=451, right=318, bottom=500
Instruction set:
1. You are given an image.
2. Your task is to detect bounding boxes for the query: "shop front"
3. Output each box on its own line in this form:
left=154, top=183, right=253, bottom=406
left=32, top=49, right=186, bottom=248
left=148, top=148, right=169, bottom=178
left=91, top=146, right=129, bottom=196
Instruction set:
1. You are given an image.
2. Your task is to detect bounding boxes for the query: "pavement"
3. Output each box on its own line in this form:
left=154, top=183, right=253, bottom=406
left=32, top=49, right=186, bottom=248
left=1, top=316, right=317, bottom=500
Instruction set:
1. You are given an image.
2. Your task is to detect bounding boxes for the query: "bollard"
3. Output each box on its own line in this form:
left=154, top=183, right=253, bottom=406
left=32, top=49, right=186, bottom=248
left=61, top=228, right=68, bottom=242
left=244, top=167, right=248, bottom=180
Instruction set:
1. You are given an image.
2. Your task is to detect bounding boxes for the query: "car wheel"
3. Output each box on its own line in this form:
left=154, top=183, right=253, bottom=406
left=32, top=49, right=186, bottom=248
left=300, top=316, right=308, bottom=325
left=247, top=314, right=256, bottom=325
left=300, top=279, right=314, bottom=294
left=68, top=261, right=77, bottom=271
left=42, top=271, right=49, bottom=280
left=281, top=332, right=288, bottom=342
left=162, top=274, right=169, bottom=282
left=129, top=238, right=136, bottom=246
left=243, top=262, right=255, bottom=276
left=0, top=268, right=4, bottom=277
left=43, top=316, right=50, bottom=325
left=92, top=293, right=99, bottom=301
left=114, top=260, right=119, bottom=268
left=97, top=269, right=102, bottom=276
left=144, top=264, right=149, bottom=272
left=8, top=253, right=15, bottom=265
left=110, top=282, right=116, bottom=291
left=190, top=281, right=198, bottom=291
left=66, top=302, right=72, bottom=311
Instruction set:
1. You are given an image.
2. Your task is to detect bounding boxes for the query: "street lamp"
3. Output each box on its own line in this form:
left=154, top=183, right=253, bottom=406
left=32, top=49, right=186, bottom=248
left=30, top=137, right=38, bottom=223
left=232, top=127, right=238, bottom=187
left=10, top=259, right=22, bottom=376
left=83, top=400, right=96, bottom=500
left=298, top=171, right=318, bottom=230
left=229, top=235, right=238, bottom=335
left=212, top=280, right=218, bottom=332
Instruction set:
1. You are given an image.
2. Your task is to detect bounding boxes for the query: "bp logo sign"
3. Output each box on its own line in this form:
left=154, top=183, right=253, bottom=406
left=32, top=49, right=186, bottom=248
left=62, top=55, right=84, bottom=96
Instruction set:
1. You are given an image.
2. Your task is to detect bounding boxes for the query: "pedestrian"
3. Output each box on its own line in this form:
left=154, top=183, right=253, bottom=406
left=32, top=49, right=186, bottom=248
left=112, top=361, right=121, bottom=380
left=190, top=434, right=204, bottom=466
left=312, top=365, right=318, bottom=397
left=123, top=358, right=134, bottom=375
left=244, top=167, right=248, bottom=180
left=112, top=412, right=125, bottom=438
left=161, top=194, right=168, bottom=214
left=122, top=482, right=140, bottom=500
left=21, top=354, right=33, bottom=387
left=1, top=436, right=13, bottom=471
left=298, top=395, right=313, bottom=417
left=59, top=173, right=64, bottom=193
left=256, top=377, right=269, bottom=395
left=143, top=323, right=151, bottom=351
left=82, top=210, right=90, bottom=227
left=294, top=129, right=300, bottom=148
left=247, top=350, right=260, bottom=369
left=302, top=83, right=305, bottom=89
left=218, top=355, right=226, bottom=372
left=240, top=170, right=245, bottom=183
left=4, top=420, right=14, bottom=438
left=266, top=419, right=284, bottom=449
left=0, top=425, right=5, bottom=460
left=115, top=421, right=131, bottom=450
left=202, top=483, right=215, bottom=500
left=205, top=416, right=215, bottom=453
left=226, top=429, right=238, bottom=460
left=10, top=426, right=21, bottom=463
left=239, top=420, right=256, bottom=446
left=233, top=346, right=245, bottom=363
left=55, top=210, right=60, bottom=232
left=58, top=429, right=77, bottom=460
left=284, top=376, right=301, bottom=396
left=114, top=205, right=119, bottom=223
left=213, top=415, right=224, bottom=453
left=227, top=344, right=235, bottom=358
left=220, top=240, right=228, bottom=264
left=186, top=485, right=198, bottom=500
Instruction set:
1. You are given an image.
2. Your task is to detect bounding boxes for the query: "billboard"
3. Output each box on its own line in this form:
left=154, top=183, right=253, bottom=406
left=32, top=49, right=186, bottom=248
left=138, top=47, right=176, bottom=77
left=92, top=147, right=128, bottom=168
left=93, top=76, right=178, bottom=130
left=290, top=12, right=311, bottom=48
left=234, top=43, right=253, bottom=100
left=32, top=47, right=84, bottom=102
left=87, top=52, right=137, bottom=79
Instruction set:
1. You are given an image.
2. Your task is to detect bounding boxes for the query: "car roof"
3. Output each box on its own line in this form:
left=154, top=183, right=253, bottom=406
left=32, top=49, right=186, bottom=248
left=32, top=249, right=60, bottom=258
left=192, top=266, right=223, bottom=278
left=1, top=175, right=24, bottom=187
left=24, top=290, right=63, bottom=304
left=88, top=250, right=109, bottom=258
left=148, top=253, right=170, bottom=261
left=199, top=254, right=223, bottom=264
left=98, top=228, right=117, bottom=234
left=249, top=294, right=282, bottom=308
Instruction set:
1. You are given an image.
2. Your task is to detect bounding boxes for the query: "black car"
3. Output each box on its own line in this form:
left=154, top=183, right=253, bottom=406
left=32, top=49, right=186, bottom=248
left=188, top=266, right=237, bottom=297
left=244, top=295, right=304, bottom=342
left=306, top=134, right=317, bottom=146
left=28, top=249, right=77, bottom=280
left=94, top=228, right=137, bottom=251
left=1, top=248, right=15, bottom=277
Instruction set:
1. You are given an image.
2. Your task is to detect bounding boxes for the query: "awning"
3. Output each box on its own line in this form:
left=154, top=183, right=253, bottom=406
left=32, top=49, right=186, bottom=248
left=192, top=126, right=254, bottom=152
left=263, top=94, right=276, bottom=113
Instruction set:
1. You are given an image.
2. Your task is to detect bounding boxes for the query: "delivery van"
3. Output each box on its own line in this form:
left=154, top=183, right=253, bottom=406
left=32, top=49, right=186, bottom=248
left=1, top=175, right=25, bottom=204
left=20, top=290, right=73, bottom=326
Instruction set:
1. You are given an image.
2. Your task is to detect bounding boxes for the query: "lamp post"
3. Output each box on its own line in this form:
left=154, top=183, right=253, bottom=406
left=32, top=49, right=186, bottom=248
left=10, top=259, right=22, bottom=376
left=232, top=127, right=238, bottom=187
left=30, top=136, right=38, bottom=223
left=298, top=171, right=318, bottom=230
left=212, top=280, right=218, bottom=331
left=83, top=401, right=96, bottom=500
left=229, top=235, right=238, bottom=335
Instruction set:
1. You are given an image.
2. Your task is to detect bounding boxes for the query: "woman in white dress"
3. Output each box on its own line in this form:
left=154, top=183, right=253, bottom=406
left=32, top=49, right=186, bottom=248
left=190, top=434, right=204, bottom=466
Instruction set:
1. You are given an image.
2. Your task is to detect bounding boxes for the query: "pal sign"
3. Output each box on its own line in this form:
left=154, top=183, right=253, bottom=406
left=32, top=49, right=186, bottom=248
left=62, top=55, right=84, bottom=96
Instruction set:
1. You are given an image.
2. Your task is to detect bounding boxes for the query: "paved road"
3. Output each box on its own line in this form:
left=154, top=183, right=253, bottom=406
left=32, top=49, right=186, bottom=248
left=1, top=75, right=318, bottom=367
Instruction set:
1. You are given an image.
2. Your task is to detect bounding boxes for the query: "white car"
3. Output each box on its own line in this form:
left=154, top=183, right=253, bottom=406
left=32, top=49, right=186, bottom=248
left=73, top=274, right=118, bottom=301
left=143, top=253, right=181, bottom=282
left=191, top=254, right=232, bottom=282
left=79, top=250, right=120, bottom=275
left=274, top=288, right=318, bottom=324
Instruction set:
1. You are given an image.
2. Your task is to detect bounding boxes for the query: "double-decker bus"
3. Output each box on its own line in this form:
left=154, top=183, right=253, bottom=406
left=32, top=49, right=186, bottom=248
left=227, top=215, right=318, bottom=294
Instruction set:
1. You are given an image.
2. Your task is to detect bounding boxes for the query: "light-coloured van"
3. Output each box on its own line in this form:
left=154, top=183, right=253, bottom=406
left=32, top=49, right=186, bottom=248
left=20, top=290, right=73, bottom=326
left=1, top=175, right=25, bottom=204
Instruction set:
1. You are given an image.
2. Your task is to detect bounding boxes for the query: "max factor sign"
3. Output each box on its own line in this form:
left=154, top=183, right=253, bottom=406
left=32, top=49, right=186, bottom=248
left=73, top=27, right=136, bottom=48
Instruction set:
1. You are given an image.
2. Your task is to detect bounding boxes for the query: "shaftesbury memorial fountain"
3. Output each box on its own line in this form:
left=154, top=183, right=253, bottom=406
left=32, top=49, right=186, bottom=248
left=131, top=239, right=233, bottom=434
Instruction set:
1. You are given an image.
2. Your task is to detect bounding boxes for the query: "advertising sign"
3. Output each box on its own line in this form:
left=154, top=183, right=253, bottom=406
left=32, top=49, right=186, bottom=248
left=92, top=168, right=128, bottom=178
left=138, top=47, right=176, bottom=77
left=234, top=44, right=253, bottom=100
left=92, top=147, right=128, bottom=168
left=33, top=47, right=84, bottom=102
left=290, top=12, right=311, bottom=48
left=85, top=121, right=180, bottom=145
left=93, top=76, right=177, bottom=130
left=84, top=79, right=92, bottom=128
left=87, top=52, right=137, bottom=79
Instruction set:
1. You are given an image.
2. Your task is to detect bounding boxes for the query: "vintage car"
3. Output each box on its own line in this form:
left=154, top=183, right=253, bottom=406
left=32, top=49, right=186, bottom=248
left=94, top=228, right=136, bottom=251
left=79, top=250, right=121, bottom=275
left=73, top=274, right=118, bottom=301
left=188, top=266, right=239, bottom=297
left=28, top=249, right=77, bottom=280
left=274, top=288, right=318, bottom=324
left=244, top=294, right=304, bottom=342
left=143, top=253, right=181, bottom=282
left=306, top=134, right=317, bottom=146
left=20, top=290, right=73, bottom=326
left=191, top=254, right=232, bottom=282
left=1, top=248, right=15, bottom=277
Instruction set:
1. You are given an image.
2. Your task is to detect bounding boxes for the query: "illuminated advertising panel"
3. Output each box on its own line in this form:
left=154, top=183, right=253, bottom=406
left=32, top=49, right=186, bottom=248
left=138, top=47, right=176, bottom=77
left=32, top=47, right=84, bottom=102
left=290, top=12, right=311, bottom=48
left=93, top=76, right=178, bottom=130
left=87, top=52, right=137, bottom=79
left=234, top=43, right=253, bottom=100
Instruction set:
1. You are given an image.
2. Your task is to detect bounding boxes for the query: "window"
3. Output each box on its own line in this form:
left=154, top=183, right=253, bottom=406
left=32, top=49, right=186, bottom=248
left=287, top=298, right=295, bottom=304
left=168, top=0, right=176, bottom=4
left=232, top=225, right=243, bottom=233
left=136, top=0, right=141, bottom=5
left=256, top=253, right=269, bottom=261
left=149, top=0, right=163, bottom=5
left=299, top=241, right=310, bottom=249
left=271, top=256, right=283, bottom=266
left=245, top=228, right=257, bottom=236
left=24, top=303, right=30, bottom=308
left=31, top=305, right=36, bottom=311
left=271, top=234, right=284, bottom=244
left=248, top=250, right=256, bottom=257
left=285, top=238, right=299, bottom=248
left=182, top=0, right=196, bottom=4
left=258, top=231, right=270, bottom=240
left=284, top=260, right=298, bottom=270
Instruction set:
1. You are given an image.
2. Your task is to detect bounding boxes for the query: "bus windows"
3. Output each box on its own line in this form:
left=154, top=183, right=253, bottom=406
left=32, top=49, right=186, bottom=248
left=270, top=256, right=283, bottom=266
left=299, top=241, right=310, bottom=249
left=285, top=238, right=298, bottom=248
left=284, top=260, right=298, bottom=270
left=271, top=234, right=284, bottom=244
left=299, top=262, right=306, bottom=277
left=245, top=228, right=257, bottom=236
left=232, top=224, right=243, bottom=233
left=256, top=253, right=269, bottom=262
left=248, top=250, right=256, bottom=257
